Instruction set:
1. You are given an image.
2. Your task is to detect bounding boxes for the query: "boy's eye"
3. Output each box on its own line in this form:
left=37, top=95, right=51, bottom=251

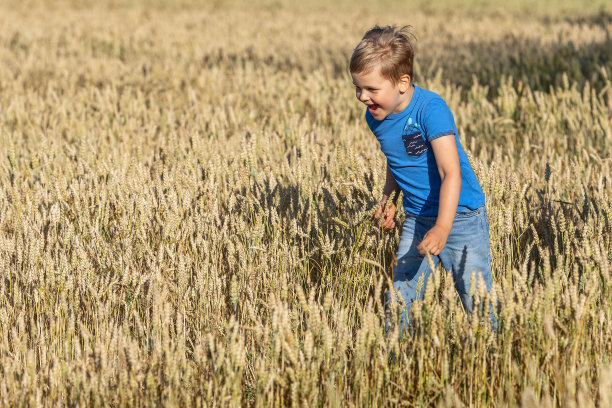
left=355, top=86, right=378, bottom=93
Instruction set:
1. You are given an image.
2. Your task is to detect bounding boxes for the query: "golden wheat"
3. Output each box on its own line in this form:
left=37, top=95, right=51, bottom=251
left=0, top=0, right=610, bottom=406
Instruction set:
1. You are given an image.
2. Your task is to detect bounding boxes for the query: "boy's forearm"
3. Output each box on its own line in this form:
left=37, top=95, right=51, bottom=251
left=382, top=164, right=401, bottom=203
left=435, top=173, right=461, bottom=232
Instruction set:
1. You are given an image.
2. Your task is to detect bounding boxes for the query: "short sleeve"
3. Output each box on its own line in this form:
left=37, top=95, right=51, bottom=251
left=421, top=97, right=457, bottom=142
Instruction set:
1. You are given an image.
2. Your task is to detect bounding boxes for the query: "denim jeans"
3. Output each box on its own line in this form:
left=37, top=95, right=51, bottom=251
left=386, top=205, right=497, bottom=335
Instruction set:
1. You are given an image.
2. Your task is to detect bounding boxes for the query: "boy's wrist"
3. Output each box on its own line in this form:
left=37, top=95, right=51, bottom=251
left=391, top=189, right=400, bottom=204
left=433, top=221, right=452, bottom=235
left=378, top=196, right=389, bottom=212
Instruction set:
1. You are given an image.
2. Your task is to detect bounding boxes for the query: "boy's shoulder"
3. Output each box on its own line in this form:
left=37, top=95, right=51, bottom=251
left=364, top=85, right=452, bottom=131
left=414, top=86, right=448, bottom=109
left=412, top=86, right=455, bottom=125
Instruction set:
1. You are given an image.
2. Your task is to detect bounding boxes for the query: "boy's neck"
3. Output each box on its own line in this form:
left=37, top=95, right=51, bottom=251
left=393, top=83, right=415, bottom=114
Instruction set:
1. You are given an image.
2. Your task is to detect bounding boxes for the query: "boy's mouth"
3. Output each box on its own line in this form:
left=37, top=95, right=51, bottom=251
left=368, top=104, right=379, bottom=113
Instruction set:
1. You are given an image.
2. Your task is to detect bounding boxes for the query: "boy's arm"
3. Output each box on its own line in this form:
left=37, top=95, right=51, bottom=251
left=417, top=135, right=461, bottom=255
left=382, top=164, right=401, bottom=205
left=374, top=164, right=401, bottom=229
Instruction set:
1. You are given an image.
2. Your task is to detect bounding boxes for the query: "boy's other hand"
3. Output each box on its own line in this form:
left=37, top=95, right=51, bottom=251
left=374, top=201, right=397, bottom=230
left=417, top=225, right=450, bottom=256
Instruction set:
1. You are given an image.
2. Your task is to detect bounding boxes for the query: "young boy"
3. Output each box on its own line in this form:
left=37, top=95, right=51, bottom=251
left=350, top=25, right=496, bottom=334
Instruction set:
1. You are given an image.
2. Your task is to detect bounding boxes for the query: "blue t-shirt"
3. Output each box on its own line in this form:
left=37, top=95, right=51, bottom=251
left=366, top=84, right=485, bottom=216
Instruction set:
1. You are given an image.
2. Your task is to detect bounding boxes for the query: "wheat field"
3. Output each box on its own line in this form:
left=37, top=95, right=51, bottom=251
left=0, top=0, right=611, bottom=406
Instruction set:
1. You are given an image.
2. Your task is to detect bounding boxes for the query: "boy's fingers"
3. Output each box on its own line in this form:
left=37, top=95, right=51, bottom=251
left=381, top=217, right=395, bottom=229
left=417, top=237, right=432, bottom=255
left=418, top=237, right=441, bottom=255
left=387, top=215, right=396, bottom=228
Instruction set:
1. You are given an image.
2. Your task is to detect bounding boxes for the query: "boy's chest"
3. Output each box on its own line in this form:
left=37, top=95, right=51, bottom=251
left=375, top=118, right=430, bottom=164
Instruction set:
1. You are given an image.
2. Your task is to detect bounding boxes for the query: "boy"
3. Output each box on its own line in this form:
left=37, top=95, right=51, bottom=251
left=350, top=25, right=496, bottom=334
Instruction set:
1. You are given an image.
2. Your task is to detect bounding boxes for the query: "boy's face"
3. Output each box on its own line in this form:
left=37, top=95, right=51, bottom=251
left=351, top=67, right=411, bottom=121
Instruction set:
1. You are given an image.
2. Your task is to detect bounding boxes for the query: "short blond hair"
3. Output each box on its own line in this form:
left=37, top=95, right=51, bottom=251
left=349, top=25, right=415, bottom=84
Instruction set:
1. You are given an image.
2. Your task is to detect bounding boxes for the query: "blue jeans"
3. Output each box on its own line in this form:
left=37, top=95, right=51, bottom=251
left=386, top=205, right=497, bottom=335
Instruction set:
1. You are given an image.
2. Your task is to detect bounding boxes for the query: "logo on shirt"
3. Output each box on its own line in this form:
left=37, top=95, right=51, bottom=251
left=402, top=117, right=428, bottom=156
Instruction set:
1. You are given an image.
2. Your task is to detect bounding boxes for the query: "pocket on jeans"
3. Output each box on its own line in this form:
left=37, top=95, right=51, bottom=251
left=456, top=208, right=480, bottom=219
left=478, top=209, right=490, bottom=234
left=484, top=212, right=491, bottom=231
left=402, top=131, right=428, bottom=156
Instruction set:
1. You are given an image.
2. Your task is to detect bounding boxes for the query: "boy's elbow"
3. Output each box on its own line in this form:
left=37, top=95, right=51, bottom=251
left=446, top=173, right=462, bottom=191
left=442, top=172, right=461, bottom=190
left=439, top=166, right=461, bottom=184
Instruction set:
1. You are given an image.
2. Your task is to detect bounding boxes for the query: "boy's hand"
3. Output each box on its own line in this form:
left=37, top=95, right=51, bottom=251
left=417, top=224, right=450, bottom=256
left=374, top=201, right=397, bottom=230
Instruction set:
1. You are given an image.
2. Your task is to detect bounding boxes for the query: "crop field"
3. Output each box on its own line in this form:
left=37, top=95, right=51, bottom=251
left=0, top=0, right=611, bottom=406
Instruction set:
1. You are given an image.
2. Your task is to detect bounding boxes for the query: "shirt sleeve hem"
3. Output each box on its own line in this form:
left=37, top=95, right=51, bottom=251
left=427, top=131, right=456, bottom=142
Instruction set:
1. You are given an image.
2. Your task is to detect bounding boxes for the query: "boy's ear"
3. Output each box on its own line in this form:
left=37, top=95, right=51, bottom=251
left=398, top=74, right=411, bottom=92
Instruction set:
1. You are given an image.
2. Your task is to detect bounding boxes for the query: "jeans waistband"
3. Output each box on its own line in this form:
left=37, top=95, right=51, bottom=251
left=455, top=205, right=486, bottom=219
left=405, top=204, right=486, bottom=221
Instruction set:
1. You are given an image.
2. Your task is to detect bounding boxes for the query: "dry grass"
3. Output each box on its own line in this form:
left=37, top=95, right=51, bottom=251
left=0, top=0, right=611, bottom=406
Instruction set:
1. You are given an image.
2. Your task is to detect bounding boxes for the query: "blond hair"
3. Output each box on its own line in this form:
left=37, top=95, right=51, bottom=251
left=349, top=25, right=415, bottom=84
